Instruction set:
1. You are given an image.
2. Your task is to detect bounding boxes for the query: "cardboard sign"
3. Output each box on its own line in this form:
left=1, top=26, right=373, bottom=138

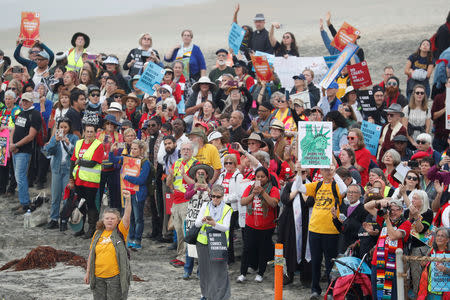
left=297, top=121, right=333, bottom=168
left=349, top=61, right=372, bottom=89
left=251, top=55, right=273, bottom=82
left=120, top=156, right=141, bottom=192
left=0, top=129, right=9, bottom=166
left=135, top=62, right=165, bottom=95
left=19, top=12, right=40, bottom=48
left=228, top=22, right=245, bottom=55
left=361, top=121, right=382, bottom=156
left=331, top=22, right=360, bottom=51
left=320, top=43, right=359, bottom=89
left=446, top=88, right=450, bottom=130
left=357, top=89, right=377, bottom=117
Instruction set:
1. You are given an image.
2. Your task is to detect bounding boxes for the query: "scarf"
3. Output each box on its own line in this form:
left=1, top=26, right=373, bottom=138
left=246, top=182, right=273, bottom=217
left=126, top=107, right=136, bottom=120
left=376, top=217, right=405, bottom=299
left=209, top=200, right=225, bottom=222
left=292, top=176, right=312, bottom=263
left=196, top=91, right=213, bottom=106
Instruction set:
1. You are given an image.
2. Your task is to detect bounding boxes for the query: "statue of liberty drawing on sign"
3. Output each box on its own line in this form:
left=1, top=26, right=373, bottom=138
left=300, top=123, right=331, bottom=166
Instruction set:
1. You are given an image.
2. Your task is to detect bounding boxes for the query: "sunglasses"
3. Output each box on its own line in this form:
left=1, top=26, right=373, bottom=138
left=416, top=140, right=427, bottom=145
left=149, top=123, right=157, bottom=127
left=101, top=76, right=109, bottom=79
left=311, top=109, right=322, bottom=114
left=386, top=82, right=398, bottom=87
left=406, top=175, right=419, bottom=181
left=276, top=99, right=286, bottom=103
left=344, top=108, right=351, bottom=112
left=301, top=170, right=307, bottom=174
left=29, top=50, right=40, bottom=54
left=7, top=87, right=17, bottom=91
left=415, top=91, right=425, bottom=95
left=387, top=113, right=397, bottom=117
left=224, top=162, right=234, bottom=165
left=113, top=94, right=123, bottom=98
left=90, top=93, right=100, bottom=97
left=142, top=37, right=152, bottom=41
left=347, top=136, right=357, bottom=140
left=210, top=194, right=222, bottom=199
left=160, top=90, right=169, bottom=94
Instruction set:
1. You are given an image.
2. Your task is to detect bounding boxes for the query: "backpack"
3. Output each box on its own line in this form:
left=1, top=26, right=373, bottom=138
left=308, top=180, right=340, bottom=209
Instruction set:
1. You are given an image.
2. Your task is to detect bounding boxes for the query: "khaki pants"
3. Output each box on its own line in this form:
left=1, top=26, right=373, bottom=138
left=93, top=275, right=127, bottom=300
left=172, top=201, right=188, bottom=262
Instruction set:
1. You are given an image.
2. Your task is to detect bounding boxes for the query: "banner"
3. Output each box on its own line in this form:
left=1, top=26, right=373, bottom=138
left=273, top=56, right=329, bottom=91
left=361, top=121, right=382, bottom=156
left=120, top=156, right=141, bottom=192
left=228, top=23, right=245, bottom=55
left=429, top=252, right=450, bottom=292
left=19, top=12, right=40, bottom=48
left=297, top=121, right=333, bottom=168
left=0, top=129, right=9, bottom=166
left=357, top=89, right=377, bottom=118
left=320, top=43, right=359, bottom=89
left=251, top=55, right=272, bottom=82
left=349, top=61, right=372, bottom=89
left=330, top=22, right=360, bottom=51
left=446, top=87, right=450, bottom=130
left=324, top=55, right=339, bottom=68
left=135, top=62, right=165, bottom=95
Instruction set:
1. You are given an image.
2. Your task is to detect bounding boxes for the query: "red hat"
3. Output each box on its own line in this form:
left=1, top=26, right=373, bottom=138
left=411, top=151, right=430, bottom=160
left=194, top=121, right=209, bottom=132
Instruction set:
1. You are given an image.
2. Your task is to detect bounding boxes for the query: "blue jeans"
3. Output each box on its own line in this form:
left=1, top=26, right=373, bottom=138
left=184, top=248, right=194, bottom=275
left=129, top=195, right=144, bottom=243
left=50, top=171, right=70, bottom=221
left=13, top=152, right=31, bottom=207
left=371, top=264, right=398, bottom=300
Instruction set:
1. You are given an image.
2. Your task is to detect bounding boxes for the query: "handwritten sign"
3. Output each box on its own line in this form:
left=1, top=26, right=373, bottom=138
left=430, top=253, right=450, bottom=292
left=254, top=51, right=275, bottom=66
left=361, top=121, right=382, bottom=156
left=120, top=156, right=141, bottom=192
left=298, top=121, right=333, bottom=168
left=228, top=23, right=245, bottom=55
left=135, top=62, right=165, bottom=95
left=0, top=129, right=9, bottom=166
left=331, top=22, right=360, bottom=51
left=251, top=55, right=273, bottom=82
left=349, top=61, right=372, bottom=89
left=19, top=12, right=40, bottom=48
left=320, top=43, right=359, bottom=89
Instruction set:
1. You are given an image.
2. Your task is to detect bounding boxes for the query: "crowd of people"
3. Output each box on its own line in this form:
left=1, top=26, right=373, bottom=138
left=0, top=6, right=450, bottom=300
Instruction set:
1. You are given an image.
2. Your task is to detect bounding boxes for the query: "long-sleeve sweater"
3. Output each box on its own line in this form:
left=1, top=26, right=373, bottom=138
left=164, top=44, right=206, bottom=80
left=194, top=202, right=231, bottom=233
left=14, top=43, right=55, bottom=73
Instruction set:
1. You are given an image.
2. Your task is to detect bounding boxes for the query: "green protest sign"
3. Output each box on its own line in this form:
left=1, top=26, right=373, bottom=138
left=297, top=122, right=333, bottom=168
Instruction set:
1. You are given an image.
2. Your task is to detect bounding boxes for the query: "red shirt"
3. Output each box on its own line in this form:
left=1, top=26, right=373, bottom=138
left=222, top=172, right=233, bottom=194
left=71, top=140, right=104, bottom=188
left=278, top=161, right=293, bottom=182
left=243, top=185, right=280, bottom=230
left=371, top=215, right=411, bottom=266
left=355, top=147, right=372, bottom=186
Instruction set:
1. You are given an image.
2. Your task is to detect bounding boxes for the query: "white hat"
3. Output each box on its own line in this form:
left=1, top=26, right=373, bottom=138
left=21, top=92, right=34, bottom=102
left=103, top=56, right=119, bottom=65
left=207, top=131, right=223, bottom=142
left=192, top=76, right=217, bottom=93
left=107, top=102, right=123, bottom=112
left=344, top=85, right=355, bottom=96
left=160, top=84, right=173, bottom=95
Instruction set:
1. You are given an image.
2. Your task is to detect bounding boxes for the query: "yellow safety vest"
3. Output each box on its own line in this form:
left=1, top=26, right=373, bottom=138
left=173, top=158, right=197, bottom=193
left=72, top=139, right=102, bottom=183
left=336, top=76, right=349, bottom=99
left=66, top=48, right=86, bottom=72
left=197, top=204, right=232, bottom=246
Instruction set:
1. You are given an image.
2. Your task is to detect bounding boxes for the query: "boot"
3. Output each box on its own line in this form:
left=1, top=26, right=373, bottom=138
left=83, top=209, right=99, bottom=239
left=60, top=220, right=68, bottom=232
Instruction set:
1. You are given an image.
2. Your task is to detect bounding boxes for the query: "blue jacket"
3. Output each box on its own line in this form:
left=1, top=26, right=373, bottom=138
left=43, top=134, right=79, bottom=174
left=14, top=43, right=55, bottom=72
left=332, top=127, right=348, bottom=155
left=165, top=44, right=206, bottom=79
left=109, top=153, right=150, bottom=202
left=320, top=30, right=360, bottom=63
left=33, top=99, right=53, bottom=127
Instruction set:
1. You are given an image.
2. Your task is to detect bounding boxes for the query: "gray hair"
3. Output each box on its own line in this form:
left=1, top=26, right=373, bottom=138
left=253, top=150, right=270, bottom=166
left=211, top=184, right=225, bottom=196
left=4, top=90, right=16, bottom=99
left=180, top=140, right=193, bottom=150
left=383, top=149, right=401, bottom=166
left=163, top=97, right=177, bottom=109
left=232, top=110, right=244, bottom=121
left=432, top=227, right=450, bottom=251
left=410, top=190, right=430, bottom=214
left=270, top=91, right=285, bottom=106
left=416, top=133, right=432, bottom=144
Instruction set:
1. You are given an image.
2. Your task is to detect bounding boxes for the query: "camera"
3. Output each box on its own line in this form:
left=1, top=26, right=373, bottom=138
left=162, top=104, right=167, bottom=110
left=376, top=202, right=390, bottom=217
left=408, top=160, right=419, bottom=169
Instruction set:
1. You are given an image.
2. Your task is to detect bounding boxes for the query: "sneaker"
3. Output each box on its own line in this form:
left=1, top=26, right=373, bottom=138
left=254, top=275, right=263, bottom=283
left=182, top=271, right=190, bottom=280
left=46, top=220, right=59, bottom=229
left=236, top=274, right=246, bottom=283
left=310, top=292, right=320, bottom=300
left=170, top=260, right=185, bottom=268
left=14, top=206, right=29, bottom=215
left=127, top=241, right=136, bottom=248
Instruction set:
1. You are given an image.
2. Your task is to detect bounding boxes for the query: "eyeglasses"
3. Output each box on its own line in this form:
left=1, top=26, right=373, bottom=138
left=276, top=99, right=286, bottom=103
left=142, top=37, right=152, bottom=41
left=347, top=190, right=360, bottom=194
left=210, top=194, right=222, bottom=199
left=344, top=108, right=351, bottom=112
left=160, top=90, right=169, bottom=94
left=224, top=162, right=234, bottom=165
left=416, top=140, right=427, bottom=145
left=415, top=91, right=425, bottom=95
left=282, top=35, right=291, bottom=39
left=113, top=94, right=123, bottom=98
left=347, top=136, right=356, bottom=140
left=90, top=93, right=100, bottom=97
left=29, top=50, right=39, bottom=54
left=406, top=175, right=419, bottom=181
left=7, top=87, right=17, bottom=91
left=386, top=82, right=398, bottom=87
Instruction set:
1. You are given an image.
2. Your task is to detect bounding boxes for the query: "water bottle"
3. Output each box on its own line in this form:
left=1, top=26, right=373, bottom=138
left=23, top=209, right=31, bottom=228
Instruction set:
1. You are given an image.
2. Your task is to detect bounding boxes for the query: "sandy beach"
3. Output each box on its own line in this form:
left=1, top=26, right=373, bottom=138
left=0, top=0, right=448, bottom=299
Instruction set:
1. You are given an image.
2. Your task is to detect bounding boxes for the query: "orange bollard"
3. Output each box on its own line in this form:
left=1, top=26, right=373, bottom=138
left=274, top=243, right=283, bottom=300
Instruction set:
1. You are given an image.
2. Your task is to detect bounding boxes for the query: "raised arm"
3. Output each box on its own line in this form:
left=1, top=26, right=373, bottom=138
left=232, top=4, right=239, bottom=24
left=121, top=190, right=132, bottom=229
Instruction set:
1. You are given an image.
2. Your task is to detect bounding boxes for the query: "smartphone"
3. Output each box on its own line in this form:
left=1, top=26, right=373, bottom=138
left=57, top=129, right=64, bottom=138
left=142, top=51, right=151, bottom=57
left=12, top=66, right=23, bottom=73
left=103, top=134, right=110, bottom=144
left=162, top=103, right=167, bottom=110
left=205, top=216, right=213, bottom=221
left=231, top=142, right=239, bottom=150
left=372, top=187, right=380, bottom=193
left=255, top=180, right=261, bottom=188
left=86, top=54, right=97, bottom=61
left=198, top=174, right=205, bottom=184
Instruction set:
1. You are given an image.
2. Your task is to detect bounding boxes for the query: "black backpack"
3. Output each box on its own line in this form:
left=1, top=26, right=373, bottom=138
left=306, top=180, right=340, bottom=208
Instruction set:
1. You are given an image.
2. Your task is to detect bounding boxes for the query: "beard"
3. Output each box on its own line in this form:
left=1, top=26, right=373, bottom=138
left=385, top=86, right=398, bottom=97
left=166, top=147, right=176, bottom=155
left=192, top=142, right=199, bottom=157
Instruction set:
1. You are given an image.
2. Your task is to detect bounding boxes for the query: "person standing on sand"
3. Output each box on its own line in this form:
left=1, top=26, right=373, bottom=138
left=84, top=190, right=132, bottom=300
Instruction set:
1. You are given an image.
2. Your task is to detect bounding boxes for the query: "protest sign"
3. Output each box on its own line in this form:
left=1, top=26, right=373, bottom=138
left=429, top=252, right=450, bottom=292
left=297, top=121, right=333, bottom=168
left=324, top=55, right=339, bottom=68
left=335, top=256, right=372, bottom=277
left=331, top=22, right=360, bottom=51
left=349, top=61, right=372, bottom=89
left=320, top=43, right=359, bottom=89
left=290, top=91, right=311, bottom=109
left=228, top=23, right=245, bottom=55
left=446, top=88, right=450, bottom=130
left=251, top=55, right=272, bottom=82
left=120, top=156, right=141, bottom=192
left=411, top=224, right=435, bottom=248
left=19, top=12, right=40, bottom=48
left=394, top=163, right=411, bottom=183
left=361, top=121, right=382, bottom=156
left=207, top=228, right=228, bottom=261
left=357, top=89, right=377, bottom=118
left=135, top=62, right=165, bottom=95
left=273, top=56, right=328, bottom=90
left=254, top=51, right=275, bottom=66
left=0, top=129, right=9, bottom=166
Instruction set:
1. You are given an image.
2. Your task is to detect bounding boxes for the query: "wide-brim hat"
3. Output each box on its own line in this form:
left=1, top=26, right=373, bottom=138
left=128, top=75, right=141, bottom=91
left=192, top=76, right=217, bottom=93
left=187, top=127, right=208, bottom=143
left=112, top=89, right=126, bottom=97
left=71, top=32, right=90, bottom=48
left=384, top=103, right=404, bottom=117
left=103, top=114, right=121, bottom=126
left=68, top=207, right=84, bottom=232
left=188, top=163, right=214, bottom=181
left=344, top=85, right=355, bottom=97
left=270, top=119, right=285, bottom=131
left=241, top=132, right=267, bottom=147
left=106, top=102, right=123, bottom=113
left=122, top=95, right=141, bottom=106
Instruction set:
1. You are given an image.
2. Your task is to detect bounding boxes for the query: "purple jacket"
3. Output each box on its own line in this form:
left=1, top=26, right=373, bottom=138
left=427, top=165, right=450, bottom=185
